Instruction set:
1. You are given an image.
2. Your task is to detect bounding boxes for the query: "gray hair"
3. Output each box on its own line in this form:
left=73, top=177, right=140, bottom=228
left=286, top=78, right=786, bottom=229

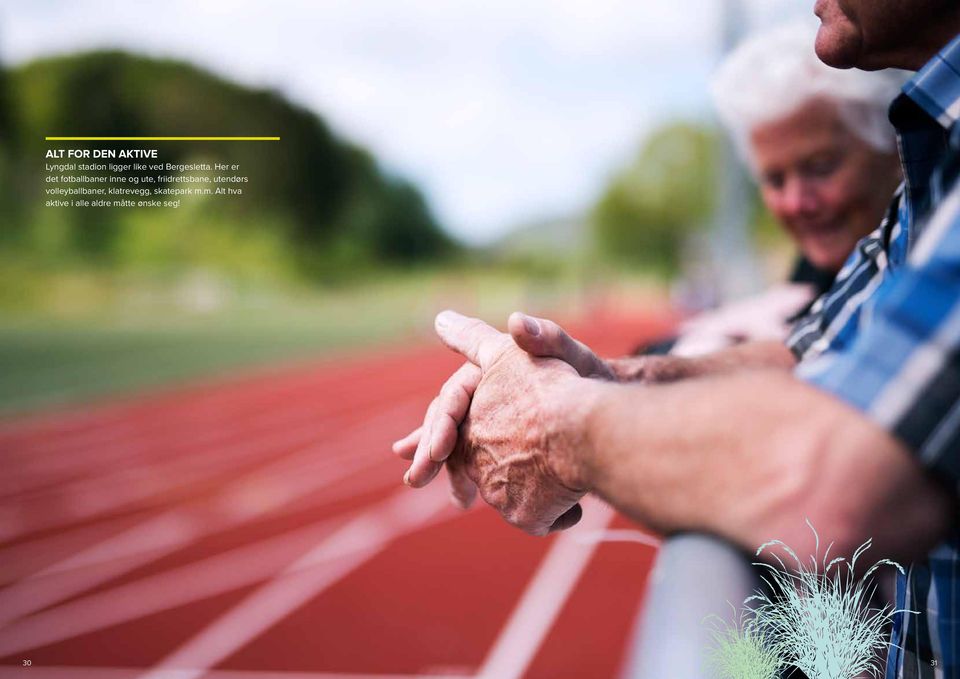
left=710, top=22, right=909, bottom=168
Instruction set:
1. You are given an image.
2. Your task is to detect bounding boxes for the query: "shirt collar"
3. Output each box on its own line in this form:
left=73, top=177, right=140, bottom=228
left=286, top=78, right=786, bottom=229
left=902, top=32, right=960, bottom=129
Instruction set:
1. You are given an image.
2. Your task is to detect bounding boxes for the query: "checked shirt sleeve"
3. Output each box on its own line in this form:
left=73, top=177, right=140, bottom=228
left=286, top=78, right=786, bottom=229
left=797, top=181, right=960, bottom=492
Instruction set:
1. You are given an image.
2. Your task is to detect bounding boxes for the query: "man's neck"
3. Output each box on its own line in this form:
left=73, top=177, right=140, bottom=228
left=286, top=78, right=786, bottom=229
left=890, top=21, right=960, bottom=71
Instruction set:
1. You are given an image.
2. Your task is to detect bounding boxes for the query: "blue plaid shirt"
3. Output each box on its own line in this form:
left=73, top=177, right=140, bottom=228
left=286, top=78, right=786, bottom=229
left=786, top=32, right=960, bottom=679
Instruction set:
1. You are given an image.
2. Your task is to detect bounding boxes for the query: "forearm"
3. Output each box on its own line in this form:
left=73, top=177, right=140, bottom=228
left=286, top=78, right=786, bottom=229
left=572, top=370, right=952, bottom=561
left=610, top=340, right=797, bottom=383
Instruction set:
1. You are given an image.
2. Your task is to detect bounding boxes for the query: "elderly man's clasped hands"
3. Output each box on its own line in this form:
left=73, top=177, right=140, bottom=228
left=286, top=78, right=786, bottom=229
left=392, top=310, right=636, bottom=536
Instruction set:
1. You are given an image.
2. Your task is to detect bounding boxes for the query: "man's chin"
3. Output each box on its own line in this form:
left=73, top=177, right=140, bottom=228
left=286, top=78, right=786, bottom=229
left=801, top=233, right=850, bottom=274
left=814, top=24, right=861, bottom=69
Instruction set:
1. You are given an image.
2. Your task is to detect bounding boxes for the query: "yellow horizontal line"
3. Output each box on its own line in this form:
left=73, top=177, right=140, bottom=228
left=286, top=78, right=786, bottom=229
left=45, top=136, right=280, bottom=141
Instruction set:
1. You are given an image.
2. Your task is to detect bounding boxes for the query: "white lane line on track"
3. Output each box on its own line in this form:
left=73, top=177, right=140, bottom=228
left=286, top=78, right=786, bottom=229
left=0, top=667, right=469, bottom=679
left=0, top=421, right=326, bottom=538
left=0, top=443, right=401, bottom=626
left=574, top=528, right=662, bottom=547
left=0, top=399, right=412, bottom=581
left=0, top=511, right=194, bottom=627
left=475, top=497, right=615, bottom=679
left=137, top=485, right=454, bottom=679
left=0, top=349, right=439, bottom=466
left=0, top=486, right=455, bottom=657
left=3, top=410, right=337, bottom=507
left=0, top=398, right=425, bottom=545
left=0, top=378, right=306, bottom=466
left=0, top=354, right=439, bottom=500
left=0, top=378, right=407, bottom=492
left=0, top=357, right=339, bottom=449
left=0, top=408, right=313, bottom=499
left=0, top=512, right=147, bottom=585
left=0, top=515, right=346, bottom=655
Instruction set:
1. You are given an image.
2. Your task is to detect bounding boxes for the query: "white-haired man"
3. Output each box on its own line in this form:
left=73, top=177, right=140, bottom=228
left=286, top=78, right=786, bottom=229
left=396, top=2, right=960, bottom=676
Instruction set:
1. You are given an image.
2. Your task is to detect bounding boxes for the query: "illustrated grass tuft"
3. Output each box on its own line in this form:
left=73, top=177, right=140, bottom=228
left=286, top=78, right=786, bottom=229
left=746, top=520, right=909, bottom=679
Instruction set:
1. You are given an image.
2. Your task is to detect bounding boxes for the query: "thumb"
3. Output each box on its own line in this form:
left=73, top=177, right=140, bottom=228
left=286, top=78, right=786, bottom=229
left=507, top=312, right=614, bottom=379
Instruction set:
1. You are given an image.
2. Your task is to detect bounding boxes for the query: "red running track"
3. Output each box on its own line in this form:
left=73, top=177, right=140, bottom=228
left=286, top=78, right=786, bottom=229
left=0, top=310, right=675, bottom=679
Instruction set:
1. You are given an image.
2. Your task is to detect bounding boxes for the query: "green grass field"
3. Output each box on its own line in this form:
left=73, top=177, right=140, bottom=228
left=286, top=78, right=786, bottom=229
left=0, top=306, right=409, bottom=416
left=0, top=268, right=633, bottom=417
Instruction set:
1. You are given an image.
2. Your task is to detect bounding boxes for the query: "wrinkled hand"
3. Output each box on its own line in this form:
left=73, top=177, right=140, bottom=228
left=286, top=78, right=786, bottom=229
left=395, top=310, right=594, bottom=535
left=393, top=311, right=619, bottom=507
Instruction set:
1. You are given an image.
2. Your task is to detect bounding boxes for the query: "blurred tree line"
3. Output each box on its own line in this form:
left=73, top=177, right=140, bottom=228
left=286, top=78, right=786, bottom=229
left=590, top=122, right=776, bottom=279
left=0, top=50, right=455, bottom=289
left=593, top=123, right=715, bottom=277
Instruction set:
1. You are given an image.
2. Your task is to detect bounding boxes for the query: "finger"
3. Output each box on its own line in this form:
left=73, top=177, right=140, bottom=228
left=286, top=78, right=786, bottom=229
left=427, top=363, right=482, bottom=463
left=392, top=426, right=422, bottom=460
left=435, top=310, right=512, bottom=370
left=508, top=312, right=613, bottom=379
left=405, top=398, right=443, bottom=487
left=446, top=464, right=477, bottom=509
left=548, top=503, right=583, bottom=532
left=406, top=361, right=482, bottom=487
left=404, top=455, right=442, bottom=488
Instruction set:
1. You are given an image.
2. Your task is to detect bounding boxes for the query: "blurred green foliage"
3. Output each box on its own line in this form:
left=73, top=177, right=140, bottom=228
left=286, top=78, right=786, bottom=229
left=592, top=123, right=717, bottom=277
left=0, top=50, right=455, bottom=293
left=591, top=122, right=777, bottom=278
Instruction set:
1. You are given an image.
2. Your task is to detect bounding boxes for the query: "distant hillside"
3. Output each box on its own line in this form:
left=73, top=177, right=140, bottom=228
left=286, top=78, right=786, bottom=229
left=494, top=213, right=591, bottom=259
left=0, top=50, right=455, bottom=281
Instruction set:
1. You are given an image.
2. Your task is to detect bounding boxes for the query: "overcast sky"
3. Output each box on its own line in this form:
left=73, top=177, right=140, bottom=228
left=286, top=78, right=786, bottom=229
left=1, top=0, right=815, bottom=244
